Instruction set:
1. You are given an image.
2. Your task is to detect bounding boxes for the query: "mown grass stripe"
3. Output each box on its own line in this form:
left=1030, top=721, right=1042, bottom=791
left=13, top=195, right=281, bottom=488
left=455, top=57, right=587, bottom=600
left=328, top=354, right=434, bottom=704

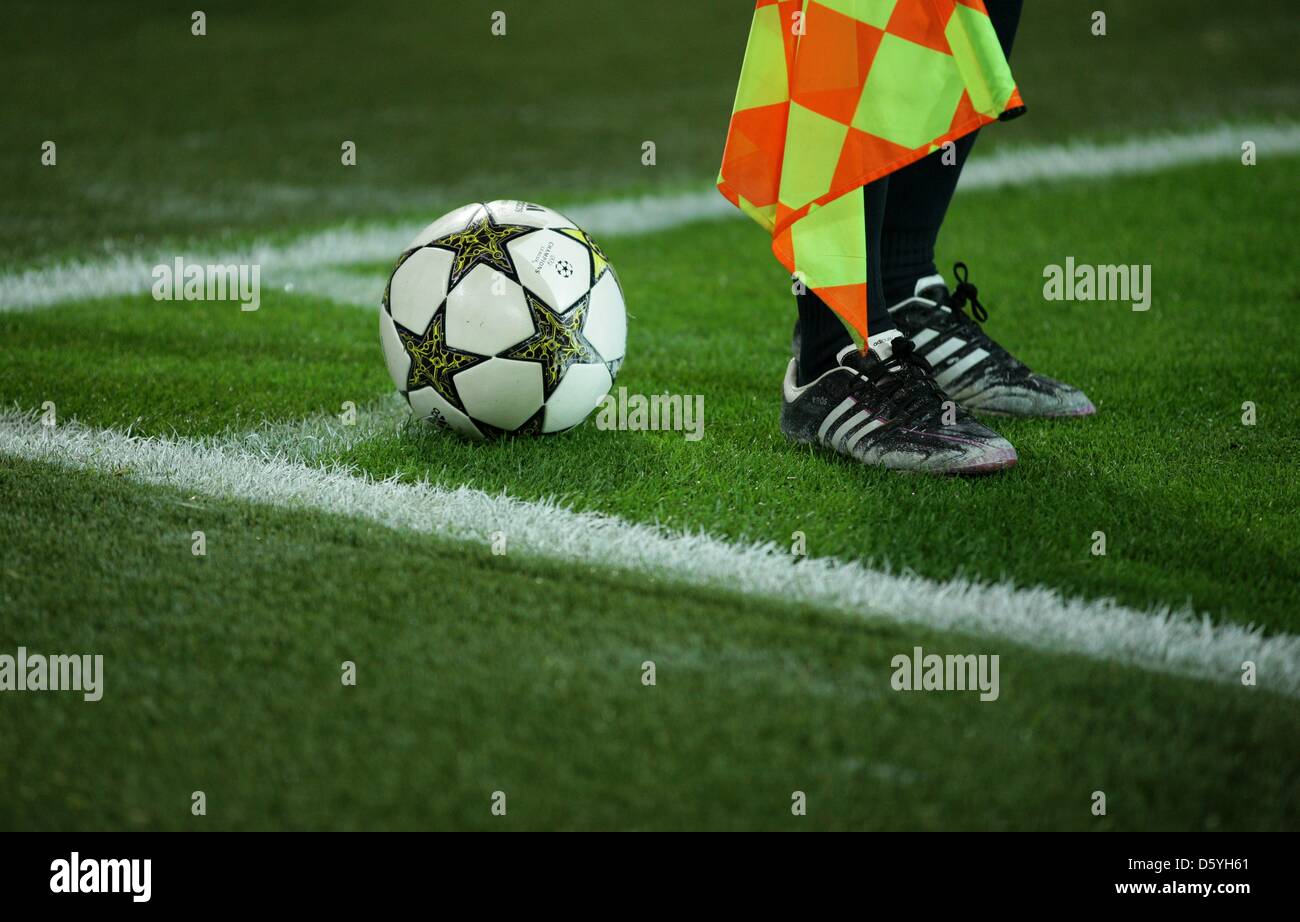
left=3, top=122, right=1297, bottom=313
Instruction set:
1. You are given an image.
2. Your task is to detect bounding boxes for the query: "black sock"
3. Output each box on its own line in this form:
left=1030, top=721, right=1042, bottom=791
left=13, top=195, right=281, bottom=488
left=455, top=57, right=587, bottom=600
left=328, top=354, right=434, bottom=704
left=793, top=298, right=846, bottom=387
left=879, top=0, right=1023, bottom=307
left=879, top=133, right=977, bottom=305
left=795, top=178, right=893, bottom=385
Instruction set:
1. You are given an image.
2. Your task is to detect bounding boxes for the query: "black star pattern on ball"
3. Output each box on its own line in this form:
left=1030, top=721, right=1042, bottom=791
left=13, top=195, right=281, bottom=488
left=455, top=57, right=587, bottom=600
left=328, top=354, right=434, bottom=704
left=426, top=212, right=536, bottom=290
left=502, top=290, right=603, bottom=399
left=394, top=303, right=488, bottom=415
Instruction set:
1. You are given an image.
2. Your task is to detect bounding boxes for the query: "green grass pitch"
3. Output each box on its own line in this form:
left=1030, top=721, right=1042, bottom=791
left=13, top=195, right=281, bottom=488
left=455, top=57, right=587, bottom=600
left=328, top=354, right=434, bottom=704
left=2, top=0, right=1298, bottom=830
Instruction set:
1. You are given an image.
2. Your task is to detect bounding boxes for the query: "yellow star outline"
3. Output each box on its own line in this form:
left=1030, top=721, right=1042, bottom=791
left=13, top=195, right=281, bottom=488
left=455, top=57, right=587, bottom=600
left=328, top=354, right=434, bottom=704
left=558, top=226, right=611, bottom=281
left=429, top=213, right=535, bottom=290
left=395, top=307, right=485, bottom=413
left=503, top=291, right=602, bottom=397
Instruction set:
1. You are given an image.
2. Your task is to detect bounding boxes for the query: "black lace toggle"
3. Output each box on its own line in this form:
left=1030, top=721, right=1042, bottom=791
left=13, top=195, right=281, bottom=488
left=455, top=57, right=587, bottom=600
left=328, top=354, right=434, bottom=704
left=950, top=262, right=988, bottom=323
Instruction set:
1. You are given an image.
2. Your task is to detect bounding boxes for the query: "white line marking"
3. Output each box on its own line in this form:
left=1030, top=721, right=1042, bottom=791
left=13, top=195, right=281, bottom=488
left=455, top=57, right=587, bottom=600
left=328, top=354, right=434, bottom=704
left=2, top=410, right=1297, bottom=698
left=958, top=121, right=1295, bottom=190
left=3, top=122, right=1297, bottom=313
left=279, top=268, right=386, bottom=311
left=0, top=190, right=732, bottom=312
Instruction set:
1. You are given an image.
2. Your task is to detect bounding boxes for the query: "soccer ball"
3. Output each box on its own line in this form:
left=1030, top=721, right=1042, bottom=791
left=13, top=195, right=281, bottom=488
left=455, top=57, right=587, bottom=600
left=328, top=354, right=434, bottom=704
left=378, top=200, right=626, bottom=439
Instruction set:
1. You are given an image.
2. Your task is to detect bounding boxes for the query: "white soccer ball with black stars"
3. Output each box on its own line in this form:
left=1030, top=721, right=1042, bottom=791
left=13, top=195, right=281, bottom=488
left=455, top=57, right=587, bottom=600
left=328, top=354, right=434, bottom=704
left=379, top=200, right=627, bottom=439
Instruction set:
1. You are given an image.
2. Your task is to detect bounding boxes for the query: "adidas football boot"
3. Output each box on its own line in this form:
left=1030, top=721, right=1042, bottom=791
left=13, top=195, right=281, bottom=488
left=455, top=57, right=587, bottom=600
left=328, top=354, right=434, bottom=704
left=781, top=334, right=1018, bottom=475
left=888, top=263, right=1095, bottom=418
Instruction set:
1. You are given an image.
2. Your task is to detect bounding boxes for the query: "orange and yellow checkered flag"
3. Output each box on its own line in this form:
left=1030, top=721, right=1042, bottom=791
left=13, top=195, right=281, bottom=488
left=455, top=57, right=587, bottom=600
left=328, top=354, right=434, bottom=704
left=718, top=0, right=1024, bottom=339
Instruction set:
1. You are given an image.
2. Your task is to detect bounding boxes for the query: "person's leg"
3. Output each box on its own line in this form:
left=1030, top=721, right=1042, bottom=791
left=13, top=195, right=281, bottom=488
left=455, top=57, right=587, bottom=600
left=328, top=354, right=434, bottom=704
left=795, top=1, right=1023, bottom=383
left=783, top=172, right=1017, bottom=474
left=878, top=133, right=977, bottom=305
left=794, top=177, right=892, bottom=386
left=879, top=0, right=1023, bottom=305
left=875, top=0, right=1093, bottom=418
left=775, top=0, right=1026, bottom=471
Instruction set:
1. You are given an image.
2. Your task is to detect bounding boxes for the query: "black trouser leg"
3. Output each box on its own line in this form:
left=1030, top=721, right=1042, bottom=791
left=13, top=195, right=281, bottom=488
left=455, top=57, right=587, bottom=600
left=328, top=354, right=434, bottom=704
left=878, top=0, right=1023, bottom=305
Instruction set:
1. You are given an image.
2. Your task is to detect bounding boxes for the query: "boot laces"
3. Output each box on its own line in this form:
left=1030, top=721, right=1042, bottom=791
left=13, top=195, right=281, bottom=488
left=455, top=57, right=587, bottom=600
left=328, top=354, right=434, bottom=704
left=948, top=261, right=989, bottom=323
left=863, top=338, right=948, bottom=425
